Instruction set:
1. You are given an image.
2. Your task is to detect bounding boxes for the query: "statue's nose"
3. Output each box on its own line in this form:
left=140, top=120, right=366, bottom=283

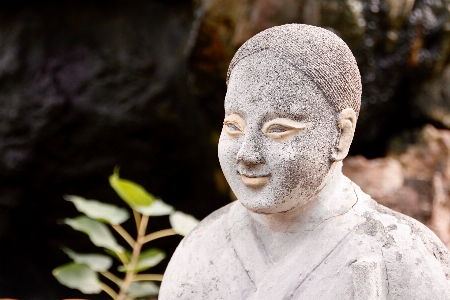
left=236, top=136, right=265, bottom=165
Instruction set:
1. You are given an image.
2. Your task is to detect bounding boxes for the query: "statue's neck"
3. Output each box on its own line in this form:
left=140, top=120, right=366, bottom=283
left=247, top=161, right=357, bottom=236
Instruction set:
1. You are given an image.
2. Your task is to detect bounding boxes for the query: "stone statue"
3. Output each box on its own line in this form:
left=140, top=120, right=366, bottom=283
left=159, top=24, right=450, bottom=299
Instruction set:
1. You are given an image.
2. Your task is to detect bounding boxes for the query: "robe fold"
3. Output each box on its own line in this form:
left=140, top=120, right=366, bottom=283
left=160, top=184, right=450, bottom=299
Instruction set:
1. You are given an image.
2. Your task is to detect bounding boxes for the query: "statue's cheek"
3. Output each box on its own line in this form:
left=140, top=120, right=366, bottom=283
left=218, top=140, right=243, bottom=181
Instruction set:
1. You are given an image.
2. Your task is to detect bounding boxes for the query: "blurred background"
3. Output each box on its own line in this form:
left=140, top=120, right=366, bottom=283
left=0, top=0, right=450, bottom=298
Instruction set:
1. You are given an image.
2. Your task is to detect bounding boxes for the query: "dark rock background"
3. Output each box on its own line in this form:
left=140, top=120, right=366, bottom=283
left=0, top=0, right=450, bottom=299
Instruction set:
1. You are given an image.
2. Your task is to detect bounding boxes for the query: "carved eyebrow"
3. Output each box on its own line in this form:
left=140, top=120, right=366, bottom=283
left=224, top=113, right=245, bottom=124
left=261, top=118, right=313, bottom=132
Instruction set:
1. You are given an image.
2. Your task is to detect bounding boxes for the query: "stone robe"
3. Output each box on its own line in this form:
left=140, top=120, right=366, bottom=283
left=160, top=184, right=450, bottom=299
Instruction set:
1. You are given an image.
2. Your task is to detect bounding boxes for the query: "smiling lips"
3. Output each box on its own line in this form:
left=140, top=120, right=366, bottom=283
left=239, top=173, right=270, bottom=188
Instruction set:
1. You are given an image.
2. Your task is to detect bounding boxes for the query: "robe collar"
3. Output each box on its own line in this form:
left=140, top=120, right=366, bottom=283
left=227, top=183, right=371, bottom=299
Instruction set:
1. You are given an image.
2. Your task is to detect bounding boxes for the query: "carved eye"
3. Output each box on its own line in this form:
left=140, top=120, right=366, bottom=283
left=225, top=122, right=241, bottom=132
left=262, top=118, right=313, bottom=141
left=266, top=124, right=288, bottom=133
left=223, top=114, right=246, bottom=137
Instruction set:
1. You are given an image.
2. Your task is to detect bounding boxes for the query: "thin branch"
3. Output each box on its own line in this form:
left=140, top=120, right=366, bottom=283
left=112, top=224, right=136, bottom=248
left=117, top=215, right=149, bottom=300
left=99, top=282, right=118, bottom=299
left=133, top=210, right=141, bottom=232
left=133, top=274, right=164, bottom=282
left=101, top=271, right=122, bottom=286
left=142, top=228, right=177, bottom=244
left=140, top=215, right=149, bottom=236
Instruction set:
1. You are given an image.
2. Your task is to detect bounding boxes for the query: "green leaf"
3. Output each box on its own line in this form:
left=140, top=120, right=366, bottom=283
left=128, top=281, right=159, bottom=297
left=62, top=247, right=112, bottom=272
left=64, top=216, right=124, bottom=252
left=135, top=248, right=166, bottom=272
left=65, top=195, right=129, bottom=225
left=118, top=248, right=165, bottom=272
left=134, top=199, right=174, bottom=216
left=52, top=262, right=102, bottom=294
left=109, top=167, right=154, bottom=207
left=169, top=211, right=200, bottom=236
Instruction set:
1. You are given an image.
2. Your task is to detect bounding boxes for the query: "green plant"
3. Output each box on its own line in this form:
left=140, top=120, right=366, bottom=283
left=52, top=167, right=199, bottom=300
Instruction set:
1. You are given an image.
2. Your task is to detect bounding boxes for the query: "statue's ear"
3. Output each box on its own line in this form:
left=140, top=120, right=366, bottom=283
left=332, top=108, right=357, bottom=161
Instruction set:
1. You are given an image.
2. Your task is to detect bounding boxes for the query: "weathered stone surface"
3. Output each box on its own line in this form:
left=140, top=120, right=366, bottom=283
left=161, top=24, right=450, bottom=300
left=188, top=0, right=450, bottom=155
left=1, top=1, right=450, bottom=298
left=344, top=125, right=450, bottom=248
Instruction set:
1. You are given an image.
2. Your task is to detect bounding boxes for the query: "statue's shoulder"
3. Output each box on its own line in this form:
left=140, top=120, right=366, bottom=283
left=159, top=202, right=243, bottom=299
left=350, top=185, right=449, bottom=294
left=373, top=200, right=450, bottom=271
left=351, top=184, right=450, bottom=297
left=375, top=203, right=450, bottom=296
left=180, top=201, right=235, bottom=247
left=354, top=182, right=449, bottom=269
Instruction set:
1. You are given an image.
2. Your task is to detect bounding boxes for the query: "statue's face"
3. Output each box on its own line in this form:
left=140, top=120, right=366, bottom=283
left=218, top=52, right=339, bottom=214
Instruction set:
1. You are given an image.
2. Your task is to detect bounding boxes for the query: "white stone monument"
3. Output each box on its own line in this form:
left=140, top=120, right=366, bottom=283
left=159, top=24, right=450, bottom=299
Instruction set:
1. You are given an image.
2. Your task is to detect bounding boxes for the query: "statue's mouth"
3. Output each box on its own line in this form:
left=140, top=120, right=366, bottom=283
left=238, top=172, right=270, bottom=188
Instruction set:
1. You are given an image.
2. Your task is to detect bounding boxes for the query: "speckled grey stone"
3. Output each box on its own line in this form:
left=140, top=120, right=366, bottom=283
left=227, top=24, right=362, bottom=117
left=160, top=24, right=450, bottom=300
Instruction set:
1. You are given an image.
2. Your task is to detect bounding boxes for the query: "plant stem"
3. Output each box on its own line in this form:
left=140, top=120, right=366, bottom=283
left=132, top=210, right=141, bottom=232
left=112, top=224, right=136, bottom=247
left=101, top=271, right=122, bottom=286
left=115, top=251, right=129, bottom=266
left=117, top=214, right=149, bottom=300
left=142, top=228, right=177, bottom=244
left=99, top=282, right=118, bottom=299
left=133, top=274, right=164, bottom=281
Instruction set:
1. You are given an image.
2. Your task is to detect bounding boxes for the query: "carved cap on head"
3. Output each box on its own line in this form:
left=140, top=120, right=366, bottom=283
left=226, top=24, right=362, bottom=118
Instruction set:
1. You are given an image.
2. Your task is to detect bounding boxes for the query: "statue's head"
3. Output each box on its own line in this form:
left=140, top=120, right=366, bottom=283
left=218, top=24, right=362, bottom=214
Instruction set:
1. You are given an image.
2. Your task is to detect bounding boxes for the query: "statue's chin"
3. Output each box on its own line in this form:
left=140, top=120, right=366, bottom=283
left=237, top=181, right=327, bottom=215
left=237, top=198, right=279, bottom=214
left=238, top=195, right=305, bottom=215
